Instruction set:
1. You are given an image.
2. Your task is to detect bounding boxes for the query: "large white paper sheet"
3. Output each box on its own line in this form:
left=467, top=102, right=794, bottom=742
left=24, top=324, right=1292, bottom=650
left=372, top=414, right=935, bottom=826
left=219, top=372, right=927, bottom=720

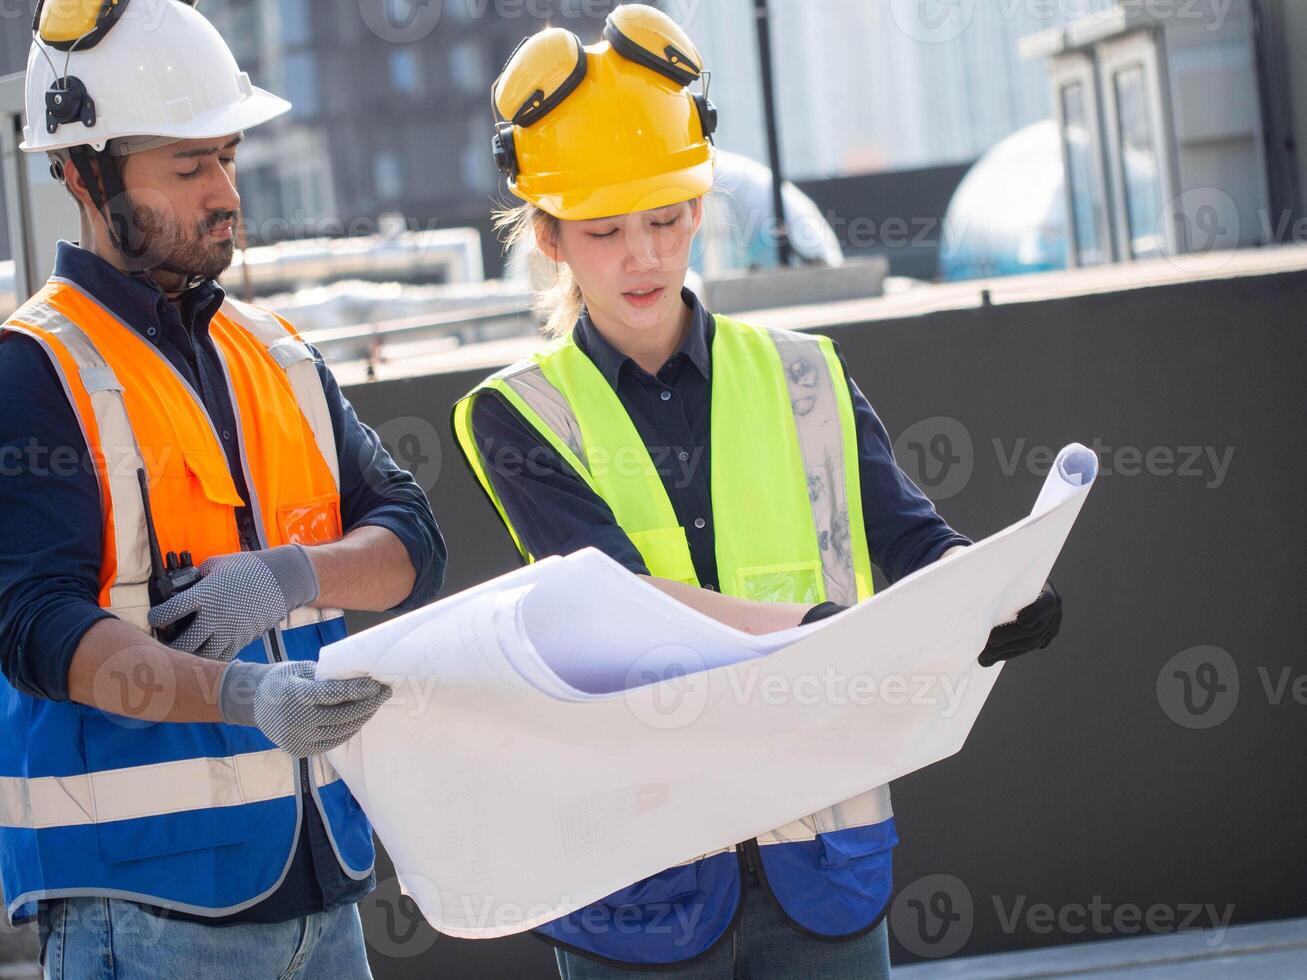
left=319, top=444, right=1099, bottom=939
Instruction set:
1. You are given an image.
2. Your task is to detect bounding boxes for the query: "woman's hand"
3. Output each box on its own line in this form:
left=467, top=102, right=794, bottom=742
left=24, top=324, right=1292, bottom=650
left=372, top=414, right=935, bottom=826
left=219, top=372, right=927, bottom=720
left=978, top=581, right=1063, bottom=667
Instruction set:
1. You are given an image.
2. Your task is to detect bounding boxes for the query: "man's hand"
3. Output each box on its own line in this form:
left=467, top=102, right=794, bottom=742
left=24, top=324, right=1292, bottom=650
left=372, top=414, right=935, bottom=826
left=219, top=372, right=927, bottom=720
left=147, top=545, right=320, bottom=661
left=979, top=581, right=1063, bottom=667
left=219, top=659, right=392, bottom=757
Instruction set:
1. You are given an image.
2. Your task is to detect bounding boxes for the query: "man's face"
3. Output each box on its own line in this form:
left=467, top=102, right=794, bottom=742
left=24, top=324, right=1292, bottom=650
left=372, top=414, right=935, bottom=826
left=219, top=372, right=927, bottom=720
left=114, top=133, right=244, bottom=281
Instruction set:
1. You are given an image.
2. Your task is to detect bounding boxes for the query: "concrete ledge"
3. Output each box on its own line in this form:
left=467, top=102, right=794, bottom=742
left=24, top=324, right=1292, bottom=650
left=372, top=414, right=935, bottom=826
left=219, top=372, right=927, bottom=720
left=702, top=256, right=888, bottom=314
left=896, top=918, right=1307, bottom=978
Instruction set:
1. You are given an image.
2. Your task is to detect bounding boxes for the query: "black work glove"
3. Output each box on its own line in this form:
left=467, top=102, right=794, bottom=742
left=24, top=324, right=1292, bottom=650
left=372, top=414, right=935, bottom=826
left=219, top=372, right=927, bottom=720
left=978, top=580, right=1062, bottom=667
left=801, top=602, right=848, bottom=625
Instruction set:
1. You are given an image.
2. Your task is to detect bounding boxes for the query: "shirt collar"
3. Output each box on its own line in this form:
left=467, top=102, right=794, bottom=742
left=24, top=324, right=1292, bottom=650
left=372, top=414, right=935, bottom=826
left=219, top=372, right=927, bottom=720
left=574, top=288, right=714, bottom=388
left=51, top=240, right=226, bottom=342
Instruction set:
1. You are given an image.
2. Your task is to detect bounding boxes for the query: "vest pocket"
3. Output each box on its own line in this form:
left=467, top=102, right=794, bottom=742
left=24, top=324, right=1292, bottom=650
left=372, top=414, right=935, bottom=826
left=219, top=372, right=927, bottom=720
left=277, top=493, right=343, bottom=547
left=816, top=822, right=898, bottom=869
left=733, top=561, right=823, bottom=605
left=600, top=862, right=699, bottom=908
left=80, top=711, right=254, bottom=864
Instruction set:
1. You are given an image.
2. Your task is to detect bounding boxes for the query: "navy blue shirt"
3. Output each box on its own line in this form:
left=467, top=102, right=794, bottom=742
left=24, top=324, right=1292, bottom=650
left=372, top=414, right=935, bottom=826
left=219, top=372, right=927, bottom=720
left=470, top=289, right=969, bottom=591
left=0, top=242, right=446, bottom=924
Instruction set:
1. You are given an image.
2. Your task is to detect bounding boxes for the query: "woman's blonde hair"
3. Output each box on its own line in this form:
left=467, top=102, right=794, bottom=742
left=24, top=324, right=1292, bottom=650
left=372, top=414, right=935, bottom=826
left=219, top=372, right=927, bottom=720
left=494, top=201, right=584, bottom=339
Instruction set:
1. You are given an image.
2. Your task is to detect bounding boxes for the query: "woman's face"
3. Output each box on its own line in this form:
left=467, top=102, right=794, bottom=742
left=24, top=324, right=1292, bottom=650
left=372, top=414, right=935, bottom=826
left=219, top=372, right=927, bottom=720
left=545, top=199, right=703, bottom=337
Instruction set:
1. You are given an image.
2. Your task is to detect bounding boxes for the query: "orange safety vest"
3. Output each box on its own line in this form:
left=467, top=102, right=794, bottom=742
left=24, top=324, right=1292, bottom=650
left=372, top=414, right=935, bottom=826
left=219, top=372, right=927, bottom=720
left=0, top=276, right=372, bottom=923
left=3, top=278, right=344, bottom=626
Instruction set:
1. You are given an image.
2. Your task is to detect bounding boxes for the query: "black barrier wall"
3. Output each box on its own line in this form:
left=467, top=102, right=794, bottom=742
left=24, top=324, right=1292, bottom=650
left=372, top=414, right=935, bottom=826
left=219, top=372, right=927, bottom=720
left=338, top=267, right=1307, bottom=977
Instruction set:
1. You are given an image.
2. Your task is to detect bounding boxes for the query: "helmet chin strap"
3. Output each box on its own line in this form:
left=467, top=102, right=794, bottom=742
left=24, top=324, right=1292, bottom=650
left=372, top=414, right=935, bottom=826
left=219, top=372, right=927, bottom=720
left=67, top=143, right=137, bottom=257
left=65, top=143, right=207, bottom=293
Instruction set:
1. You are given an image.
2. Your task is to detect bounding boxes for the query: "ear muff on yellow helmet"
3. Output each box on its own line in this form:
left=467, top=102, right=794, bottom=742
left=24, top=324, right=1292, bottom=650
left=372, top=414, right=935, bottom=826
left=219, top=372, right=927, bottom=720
left=602, top=3, right=703, bottom=86
left=494, top=28, right=588, bottom=127
left=492, top=27, right=588, bottom=180
left=603, top=4, right=717, bottom=144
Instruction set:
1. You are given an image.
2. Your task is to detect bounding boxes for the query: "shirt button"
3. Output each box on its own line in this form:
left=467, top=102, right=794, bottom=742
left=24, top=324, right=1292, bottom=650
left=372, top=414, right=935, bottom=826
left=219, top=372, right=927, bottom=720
left=694, top=517, right=706, bottom=529
left=704, top=583, right=717, bottom=592
left=221, top=429, right=232, bottom=441
left=678, top=451, right=690, bottom=462
left=146, top=327, right=157, bottom=337
left=660, top=390, right=672, bottom=402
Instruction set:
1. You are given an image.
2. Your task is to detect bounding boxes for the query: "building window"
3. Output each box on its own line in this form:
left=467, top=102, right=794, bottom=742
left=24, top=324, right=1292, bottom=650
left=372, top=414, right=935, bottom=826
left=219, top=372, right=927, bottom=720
left=1060, top=81, right=1106, bottom=266
left=237, top=166, right=285, bottom=240
left=462, top=143, right=493, bottom=195
left=279, top=0, right=311, bottom=47
left=390, top=49, right=422, bottom=95
left=283, top=52, right=320, bottom=119
left=374, top=152, right=404, bottom=203
left=449, top=41, right=487, bottom=95
left=1113, top=64, right=1163, bottom=259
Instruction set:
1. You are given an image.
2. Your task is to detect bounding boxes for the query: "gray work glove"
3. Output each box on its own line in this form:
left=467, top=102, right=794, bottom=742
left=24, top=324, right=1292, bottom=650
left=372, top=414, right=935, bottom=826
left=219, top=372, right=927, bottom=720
left=219, top=659, right=393, bottom=758
left=148, top=545, right=320, bottom=661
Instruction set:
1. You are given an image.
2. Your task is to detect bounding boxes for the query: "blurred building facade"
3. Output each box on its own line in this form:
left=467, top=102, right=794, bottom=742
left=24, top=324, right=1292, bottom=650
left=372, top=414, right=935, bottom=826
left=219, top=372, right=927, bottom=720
left=200, top=0, right=620, bottom=263
left=0, top=10, right=30, bottom=261
left=684, top=0, right=1118, bottom=179
left=0, top=0, right=1127, bottom=263
left=3, top=0, right=1305, bottom=279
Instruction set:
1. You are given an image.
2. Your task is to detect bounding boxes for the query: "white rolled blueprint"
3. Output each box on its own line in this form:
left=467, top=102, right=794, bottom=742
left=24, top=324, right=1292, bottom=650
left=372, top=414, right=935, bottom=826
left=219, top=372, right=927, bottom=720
left=319, top=443, right=1100, bottom=939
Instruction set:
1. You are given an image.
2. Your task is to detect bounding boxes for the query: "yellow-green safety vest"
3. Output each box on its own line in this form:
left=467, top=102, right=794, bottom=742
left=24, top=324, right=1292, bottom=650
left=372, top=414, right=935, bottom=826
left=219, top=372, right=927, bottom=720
left=453, top=314, right=874, bottom=607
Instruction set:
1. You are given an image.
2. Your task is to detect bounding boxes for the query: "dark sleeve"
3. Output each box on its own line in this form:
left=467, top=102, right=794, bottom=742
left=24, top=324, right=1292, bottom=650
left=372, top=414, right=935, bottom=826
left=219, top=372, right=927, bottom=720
left=835, top=347, right=972, bottom=584
left=313, top=350, right=447, bottom=612
left=0, top=335, right=116, bottom=702
left=468, top=390, right=650, bottom=574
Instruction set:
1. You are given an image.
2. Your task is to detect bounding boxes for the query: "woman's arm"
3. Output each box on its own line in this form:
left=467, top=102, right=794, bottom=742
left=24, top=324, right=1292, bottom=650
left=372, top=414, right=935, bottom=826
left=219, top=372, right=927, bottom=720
left=641, top=577, right=812, bottom=634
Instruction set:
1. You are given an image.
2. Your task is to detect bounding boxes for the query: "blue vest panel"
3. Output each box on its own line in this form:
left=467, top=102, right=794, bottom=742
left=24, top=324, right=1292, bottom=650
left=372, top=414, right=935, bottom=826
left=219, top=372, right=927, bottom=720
left=536, top=851, right=741, bottom=966
left=0, top=617, right=372, bottom=924
left=535, top=819, right=896, bottom=966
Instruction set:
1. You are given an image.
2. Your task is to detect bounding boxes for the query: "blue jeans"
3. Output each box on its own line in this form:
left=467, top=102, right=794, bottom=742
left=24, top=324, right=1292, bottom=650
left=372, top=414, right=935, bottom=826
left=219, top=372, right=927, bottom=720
left=38, top=897, right=372, bottom=979
left=555, top=873, right=890, bottom=979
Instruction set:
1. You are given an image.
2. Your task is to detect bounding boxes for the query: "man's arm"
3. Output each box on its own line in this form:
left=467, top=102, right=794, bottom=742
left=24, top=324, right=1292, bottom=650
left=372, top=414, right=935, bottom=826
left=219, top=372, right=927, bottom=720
left=0, top=335, right=117, bottom=702
left=305, top=524, right=416, bottom=612
left=67, top=617, right=227, bottom=722
left=313, top=351, right=446, bottom=612
left=148, top=353, right=448, bottom=659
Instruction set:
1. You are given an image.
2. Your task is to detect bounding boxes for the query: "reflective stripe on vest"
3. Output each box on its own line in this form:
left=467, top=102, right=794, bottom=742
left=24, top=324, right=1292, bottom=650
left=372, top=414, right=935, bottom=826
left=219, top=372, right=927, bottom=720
left=0, top=752, right=339, bottom=831
left=0, top=281, right=370, bottom=922
left=453, top=315, right=894, bottom=956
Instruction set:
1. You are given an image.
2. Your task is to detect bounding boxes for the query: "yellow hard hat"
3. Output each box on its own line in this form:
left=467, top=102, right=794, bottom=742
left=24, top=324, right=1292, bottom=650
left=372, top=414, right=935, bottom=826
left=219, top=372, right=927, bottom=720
left=492, top=4, right=718, bottom=221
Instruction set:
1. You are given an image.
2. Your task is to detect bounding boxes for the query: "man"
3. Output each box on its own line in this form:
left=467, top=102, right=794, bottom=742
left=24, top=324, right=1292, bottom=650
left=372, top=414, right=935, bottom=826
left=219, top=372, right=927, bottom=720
left=0, top=2, right=445, bottom=976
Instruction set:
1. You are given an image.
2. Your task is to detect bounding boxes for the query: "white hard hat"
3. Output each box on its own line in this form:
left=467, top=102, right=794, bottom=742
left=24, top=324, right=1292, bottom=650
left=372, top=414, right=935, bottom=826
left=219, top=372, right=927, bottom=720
left=20, top=0, right=290, bottom=154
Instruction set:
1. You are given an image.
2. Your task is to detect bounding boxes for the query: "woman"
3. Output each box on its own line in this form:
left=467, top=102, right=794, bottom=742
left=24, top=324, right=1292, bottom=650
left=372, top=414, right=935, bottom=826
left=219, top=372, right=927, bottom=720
left=452, top=7, right=1063, bottom=977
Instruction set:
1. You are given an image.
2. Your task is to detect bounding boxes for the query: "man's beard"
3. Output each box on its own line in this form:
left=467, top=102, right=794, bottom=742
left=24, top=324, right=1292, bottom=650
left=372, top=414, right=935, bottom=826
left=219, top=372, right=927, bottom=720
left=115, top=196, right=238, bottom=283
